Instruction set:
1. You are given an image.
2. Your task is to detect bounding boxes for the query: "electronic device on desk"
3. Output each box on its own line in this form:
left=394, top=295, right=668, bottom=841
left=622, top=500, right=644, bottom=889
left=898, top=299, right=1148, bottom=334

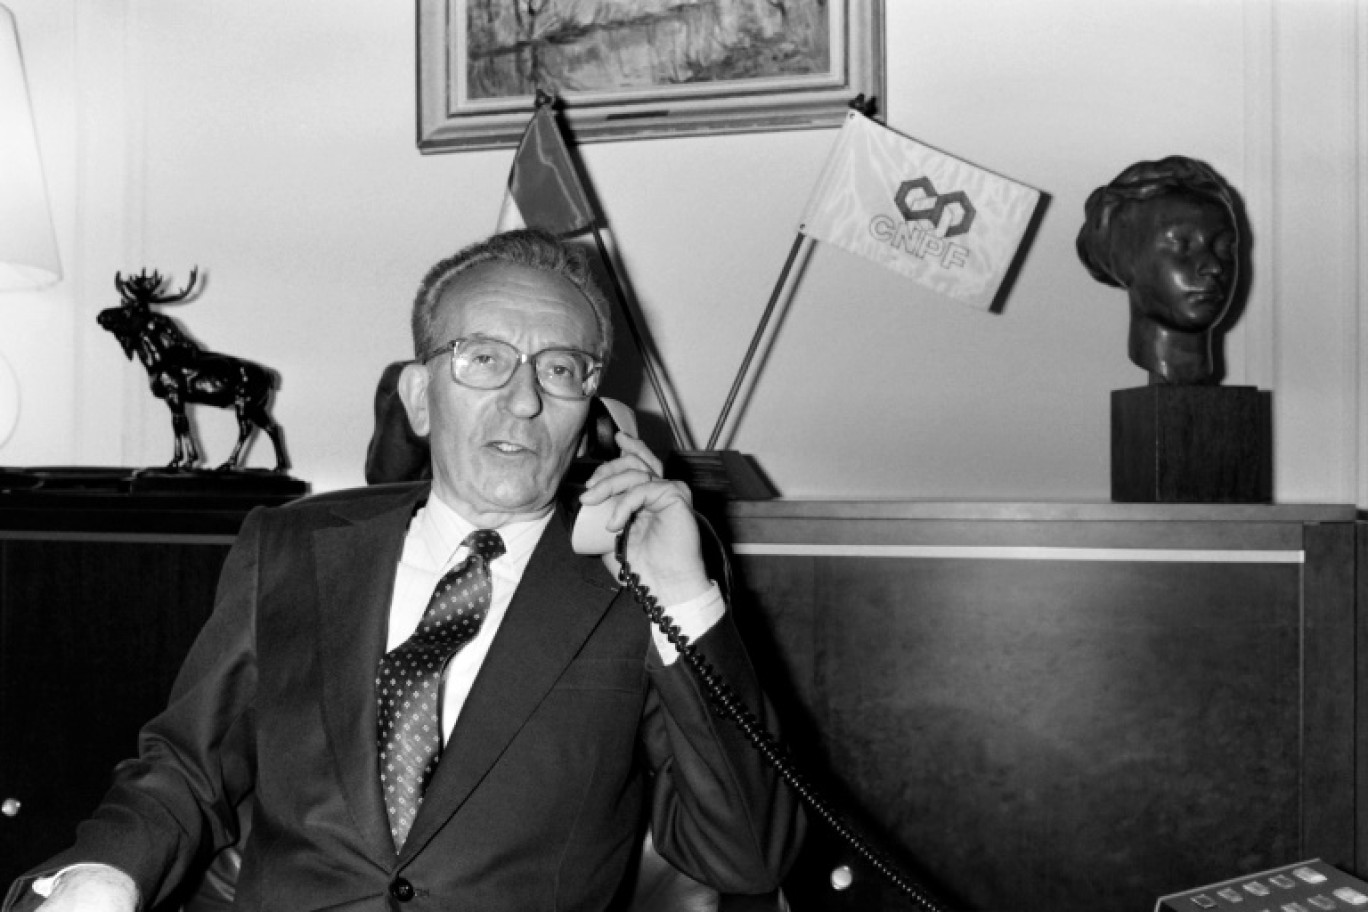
left=1157, top=860, right=1368, bottom=912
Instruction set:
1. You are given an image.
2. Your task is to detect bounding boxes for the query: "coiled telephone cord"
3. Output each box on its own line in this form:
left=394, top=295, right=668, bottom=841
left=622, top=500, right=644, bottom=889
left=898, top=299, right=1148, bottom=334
left=614, top=516, right=948, bottom=912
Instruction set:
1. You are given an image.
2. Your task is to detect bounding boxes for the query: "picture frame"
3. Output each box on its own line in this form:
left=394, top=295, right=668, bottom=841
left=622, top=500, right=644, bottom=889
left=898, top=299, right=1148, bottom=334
left=417, top=0, right=885, bottom=152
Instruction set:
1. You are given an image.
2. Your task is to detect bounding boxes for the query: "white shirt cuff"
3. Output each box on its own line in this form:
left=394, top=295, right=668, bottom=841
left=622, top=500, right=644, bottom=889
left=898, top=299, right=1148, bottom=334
left=650, top=581, right=725, bottom=666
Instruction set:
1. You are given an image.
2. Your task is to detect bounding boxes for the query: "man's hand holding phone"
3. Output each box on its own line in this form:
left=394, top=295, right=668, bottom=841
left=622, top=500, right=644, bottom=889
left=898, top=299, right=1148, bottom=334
left=30, top=865, right=137, bottom=912
left=578, top=431, right=711, bottom=608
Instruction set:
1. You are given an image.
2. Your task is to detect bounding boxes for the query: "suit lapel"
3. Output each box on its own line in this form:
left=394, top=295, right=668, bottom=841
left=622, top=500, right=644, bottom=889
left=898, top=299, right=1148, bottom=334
left=400, top=507, right=619, bottom=859
left=314, top=484, right=427, bottom=862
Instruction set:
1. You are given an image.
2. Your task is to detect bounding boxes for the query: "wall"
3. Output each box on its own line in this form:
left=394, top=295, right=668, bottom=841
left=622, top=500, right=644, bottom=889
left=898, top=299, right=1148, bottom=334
left=4, top=0, right=1365, bottom=504
left=0, top=0, right=75, bottom=468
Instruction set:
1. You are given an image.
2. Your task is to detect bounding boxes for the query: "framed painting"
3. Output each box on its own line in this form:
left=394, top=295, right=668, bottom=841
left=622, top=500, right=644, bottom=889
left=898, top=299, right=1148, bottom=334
left=417, top=0, right=885, bottom=151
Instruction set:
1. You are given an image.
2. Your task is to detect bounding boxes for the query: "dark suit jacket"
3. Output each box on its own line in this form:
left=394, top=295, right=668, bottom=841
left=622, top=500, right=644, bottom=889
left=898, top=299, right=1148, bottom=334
left=6, top=483, right=802, bottom=911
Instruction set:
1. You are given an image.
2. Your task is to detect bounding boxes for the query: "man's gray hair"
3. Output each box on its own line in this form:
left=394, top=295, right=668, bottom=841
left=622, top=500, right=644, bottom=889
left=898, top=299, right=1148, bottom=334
left=411, top=229, right=614, bottom=362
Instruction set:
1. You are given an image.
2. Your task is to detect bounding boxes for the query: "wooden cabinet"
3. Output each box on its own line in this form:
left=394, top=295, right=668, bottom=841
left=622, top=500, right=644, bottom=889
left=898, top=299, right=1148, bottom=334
left=723, top=501, right=1363, bottom=912
left=2, top=495, right=1362, bottom=912
left=0, top=493, right=261, bottom=889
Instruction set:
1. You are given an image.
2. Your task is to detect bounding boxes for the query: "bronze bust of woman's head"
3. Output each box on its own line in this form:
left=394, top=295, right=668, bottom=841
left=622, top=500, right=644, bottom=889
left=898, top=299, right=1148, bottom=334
left=1077, top=156, right=1240, bottom=385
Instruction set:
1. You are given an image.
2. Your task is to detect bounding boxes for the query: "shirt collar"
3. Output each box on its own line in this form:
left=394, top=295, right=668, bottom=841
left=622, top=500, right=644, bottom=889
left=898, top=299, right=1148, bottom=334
left=411, top=491, right=552, bottom=574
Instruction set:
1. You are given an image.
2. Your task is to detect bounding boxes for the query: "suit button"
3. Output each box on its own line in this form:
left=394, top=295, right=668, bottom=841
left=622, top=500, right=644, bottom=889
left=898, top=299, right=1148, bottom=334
left=390, top=878, right=415, bottom=902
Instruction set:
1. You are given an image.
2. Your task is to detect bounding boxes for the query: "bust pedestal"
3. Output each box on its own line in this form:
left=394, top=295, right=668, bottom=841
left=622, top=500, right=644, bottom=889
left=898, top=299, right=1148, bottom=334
left=1111, top=385, right=1272, bottom=503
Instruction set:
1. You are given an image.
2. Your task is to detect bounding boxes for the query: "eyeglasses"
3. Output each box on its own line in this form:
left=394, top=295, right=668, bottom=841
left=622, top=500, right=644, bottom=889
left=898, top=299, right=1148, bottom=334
left=421, top=336, right=602, bottom=400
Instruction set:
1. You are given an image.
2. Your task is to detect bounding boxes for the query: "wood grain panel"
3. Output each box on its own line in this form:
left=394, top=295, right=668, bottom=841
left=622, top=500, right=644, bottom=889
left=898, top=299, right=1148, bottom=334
left=1301, top=522, right=1356, bottom=864
left=736, top=549, right=1333, bottom=912
left=0, top=540, right=230, bottom=886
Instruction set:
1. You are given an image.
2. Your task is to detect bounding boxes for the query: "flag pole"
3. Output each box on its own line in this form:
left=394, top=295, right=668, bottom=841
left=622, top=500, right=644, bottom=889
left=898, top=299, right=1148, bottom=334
left=514, top=93, right=693, bottom=449
left=703, top=99, right=869, bottom=451
left=705, top=232, right=808, bottom=450
left=589, top=228, right=693, bottom=450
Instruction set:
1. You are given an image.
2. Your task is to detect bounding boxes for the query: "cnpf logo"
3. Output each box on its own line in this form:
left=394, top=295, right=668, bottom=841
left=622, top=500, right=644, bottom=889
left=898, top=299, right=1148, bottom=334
left=866, top=175, right=973, bottom=270
left=894, top=177, right=976, bottom=238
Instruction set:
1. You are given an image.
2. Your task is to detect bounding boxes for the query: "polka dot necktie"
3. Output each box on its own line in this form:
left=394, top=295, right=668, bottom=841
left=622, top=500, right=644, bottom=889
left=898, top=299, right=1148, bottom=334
left=376, top=529, right=505, bottom=851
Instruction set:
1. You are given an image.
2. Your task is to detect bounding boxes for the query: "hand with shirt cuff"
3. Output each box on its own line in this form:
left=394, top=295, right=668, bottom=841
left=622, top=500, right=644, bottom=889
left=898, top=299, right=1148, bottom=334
left=649, top=581, right=726, bottom=666
left=580, top=432, right=712, bottom=610
left=27, top=864, right=137, bottom=912
left=578, top=432, right=726, bottom=661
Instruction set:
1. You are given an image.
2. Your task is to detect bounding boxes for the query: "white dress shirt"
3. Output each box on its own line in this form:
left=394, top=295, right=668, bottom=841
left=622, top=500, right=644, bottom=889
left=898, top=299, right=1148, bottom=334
left=387, top=492, right=725, bottom=744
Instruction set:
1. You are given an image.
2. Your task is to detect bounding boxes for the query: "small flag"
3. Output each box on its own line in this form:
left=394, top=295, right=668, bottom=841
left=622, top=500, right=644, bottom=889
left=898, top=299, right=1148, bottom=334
left=799, top=111, right=1041, bottom=310
left=496, top=104, right=597, bottom=237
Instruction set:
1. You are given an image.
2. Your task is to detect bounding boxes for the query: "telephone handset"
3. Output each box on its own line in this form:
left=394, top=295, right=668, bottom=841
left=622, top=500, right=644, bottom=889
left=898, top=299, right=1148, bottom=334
left=563, top=399, right=946, bottom=910
left=562, top=396, right=637, bottom=556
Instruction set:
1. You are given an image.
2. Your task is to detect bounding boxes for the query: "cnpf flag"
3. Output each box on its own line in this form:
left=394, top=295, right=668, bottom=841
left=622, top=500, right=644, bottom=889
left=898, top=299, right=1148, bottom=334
left=496, top=103, right=597, bottom=237
left=799, top=111, right=1041, bottom=309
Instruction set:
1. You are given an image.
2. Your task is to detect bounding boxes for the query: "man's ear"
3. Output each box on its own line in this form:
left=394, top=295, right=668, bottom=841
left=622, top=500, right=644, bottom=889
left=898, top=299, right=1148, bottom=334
left=396, top=362, right=432, bottom=437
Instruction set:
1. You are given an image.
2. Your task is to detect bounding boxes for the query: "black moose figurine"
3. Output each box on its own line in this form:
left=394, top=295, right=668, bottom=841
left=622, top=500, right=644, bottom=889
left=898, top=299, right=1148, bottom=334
left=98, top=268, right=290, bottom=473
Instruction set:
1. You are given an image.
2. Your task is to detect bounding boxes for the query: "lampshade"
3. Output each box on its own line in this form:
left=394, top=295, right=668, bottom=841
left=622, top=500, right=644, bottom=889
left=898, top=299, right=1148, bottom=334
left=0, top=3, right=60, bottom=290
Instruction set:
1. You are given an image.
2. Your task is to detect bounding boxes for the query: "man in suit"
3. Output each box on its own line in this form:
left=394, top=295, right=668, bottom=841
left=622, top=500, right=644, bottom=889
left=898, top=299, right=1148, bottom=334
left=9, top=229, right=803, bottom=911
